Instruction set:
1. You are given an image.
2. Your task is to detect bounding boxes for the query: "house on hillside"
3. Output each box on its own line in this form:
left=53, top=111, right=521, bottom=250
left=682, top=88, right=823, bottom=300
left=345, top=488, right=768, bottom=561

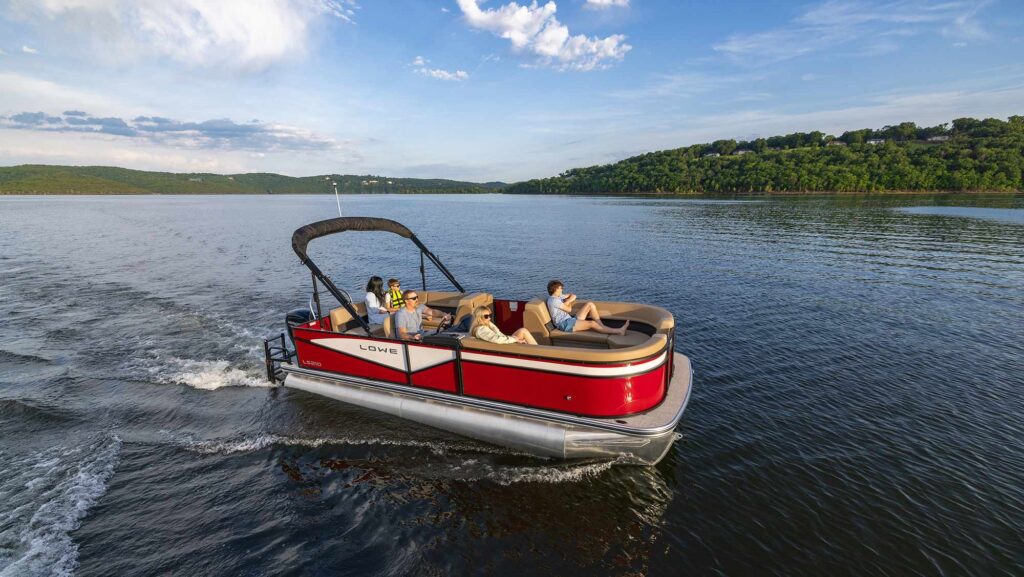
left=866, top=139, right=885, bottom=145
left=702, top=152, right=720, bottom=158
left=927, top=135, right=951, bottom=142
left=827, top=140, right=847, bottom=146
left=733, top=149, right=752, bottom=155
left=188, top=177, right=202, bottom=182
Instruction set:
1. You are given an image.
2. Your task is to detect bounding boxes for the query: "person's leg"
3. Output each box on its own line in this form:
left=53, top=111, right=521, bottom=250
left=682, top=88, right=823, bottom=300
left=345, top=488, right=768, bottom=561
left=573, top=318, right=629, bottom=335
left=513, top=328, right=537, bottom=345
left=574, top=301, right=602, bottom=322
left=573, top=319, right=619, bottom=335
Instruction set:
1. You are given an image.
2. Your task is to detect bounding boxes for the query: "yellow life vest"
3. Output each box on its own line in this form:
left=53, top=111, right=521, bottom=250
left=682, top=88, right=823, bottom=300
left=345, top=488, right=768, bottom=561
left=388, top=288, right=405, bottom=308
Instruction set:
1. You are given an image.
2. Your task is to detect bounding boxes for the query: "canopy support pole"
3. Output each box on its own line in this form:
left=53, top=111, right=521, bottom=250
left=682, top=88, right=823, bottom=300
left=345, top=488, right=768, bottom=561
left=420, top=251, right=426, bottom=292
left=302, top=257, right=372, bottom=335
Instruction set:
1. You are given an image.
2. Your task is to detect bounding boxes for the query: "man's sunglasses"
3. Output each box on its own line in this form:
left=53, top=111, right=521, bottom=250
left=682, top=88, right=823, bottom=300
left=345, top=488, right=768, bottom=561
left=407, top=295, right=418, bottom=300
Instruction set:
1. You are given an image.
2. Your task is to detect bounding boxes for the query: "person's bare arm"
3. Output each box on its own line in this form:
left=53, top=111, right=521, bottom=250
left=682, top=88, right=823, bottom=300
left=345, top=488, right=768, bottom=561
left=426, top=307, right=450, bottom=321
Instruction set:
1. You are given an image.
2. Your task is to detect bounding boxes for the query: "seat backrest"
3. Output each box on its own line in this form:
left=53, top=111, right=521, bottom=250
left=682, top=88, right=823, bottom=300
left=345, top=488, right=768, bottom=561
left=523, top=298, right=554, bottom=345
left=329, top=302, right=368, bottom=332
left=383, top=313, right=395, bottom=339
left=453, top=293, right=494, bottom=328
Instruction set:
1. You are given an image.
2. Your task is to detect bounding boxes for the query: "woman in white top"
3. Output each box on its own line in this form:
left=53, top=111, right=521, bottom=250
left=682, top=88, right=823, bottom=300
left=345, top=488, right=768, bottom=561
left=364, top=276, right=394, bottom=325
left=468, top=306, right=538, bottom=345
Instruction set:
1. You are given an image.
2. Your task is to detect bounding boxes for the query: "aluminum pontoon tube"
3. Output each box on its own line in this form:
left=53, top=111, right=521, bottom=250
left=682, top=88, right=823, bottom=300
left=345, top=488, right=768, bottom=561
left=280, top=352, right=692, bottom=465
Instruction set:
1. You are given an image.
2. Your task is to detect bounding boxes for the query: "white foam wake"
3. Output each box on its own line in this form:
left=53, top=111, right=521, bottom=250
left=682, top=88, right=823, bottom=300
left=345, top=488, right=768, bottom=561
left=0, top=436, right=122, bottom=577
left=463, top=459, right=618, bottom=485
left=143, top=357, right=270, bottom=390
left=183, top=434, right=617, bottom=485
left=185, top=433, right=517, bottom=456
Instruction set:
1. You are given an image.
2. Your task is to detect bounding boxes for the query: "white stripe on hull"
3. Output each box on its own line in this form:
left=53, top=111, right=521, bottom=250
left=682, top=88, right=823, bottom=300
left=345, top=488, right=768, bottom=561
left=461, top=350, right=668, bottom=377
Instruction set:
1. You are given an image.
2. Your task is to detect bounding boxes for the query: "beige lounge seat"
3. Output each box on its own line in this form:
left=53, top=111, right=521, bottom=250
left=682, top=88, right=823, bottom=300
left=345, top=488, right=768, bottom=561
left=420, top=291, right=493, bottom=330
left=452, top=292, right=493, bottom=327
left=522, top=299, right=672, bottom=348
left=329, top=303, right=386, bottom=336
left=330, top=302, right=367, bottom=331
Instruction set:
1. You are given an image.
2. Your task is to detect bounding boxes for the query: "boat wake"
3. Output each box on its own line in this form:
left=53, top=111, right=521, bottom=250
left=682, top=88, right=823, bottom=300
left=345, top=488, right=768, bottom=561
left=0, top=435, right=121, bottom=577
left=180, top=433, right=620, bottom=485
left=183, top=433, right=521, bottom=457
left=134, top=356, right=270, bottom=390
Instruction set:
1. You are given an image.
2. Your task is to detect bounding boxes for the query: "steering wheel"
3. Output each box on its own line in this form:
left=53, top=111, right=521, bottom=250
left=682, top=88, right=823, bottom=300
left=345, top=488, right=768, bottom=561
left=434, top=314, right=454, bottom=335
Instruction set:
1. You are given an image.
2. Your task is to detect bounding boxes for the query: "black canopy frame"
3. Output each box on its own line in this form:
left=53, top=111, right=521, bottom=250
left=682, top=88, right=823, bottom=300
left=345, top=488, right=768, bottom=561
left=292, top=217, right=465, bottom=334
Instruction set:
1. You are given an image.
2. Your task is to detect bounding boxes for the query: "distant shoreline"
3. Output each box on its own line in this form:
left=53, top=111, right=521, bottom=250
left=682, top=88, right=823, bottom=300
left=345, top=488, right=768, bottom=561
left=3, top=190, right=1020, bottom=197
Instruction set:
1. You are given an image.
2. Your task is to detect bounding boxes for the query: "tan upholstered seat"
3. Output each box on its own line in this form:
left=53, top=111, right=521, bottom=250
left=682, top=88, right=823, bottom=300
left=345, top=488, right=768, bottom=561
left=329, top=302, right=368, bottom=332
left=523, top=298, right=674, bottom=348
left=452, top=292, right=493, bottom=327
left=382, top=313, right=395, bottom=339
left=608, top=331, right=649, bottom=348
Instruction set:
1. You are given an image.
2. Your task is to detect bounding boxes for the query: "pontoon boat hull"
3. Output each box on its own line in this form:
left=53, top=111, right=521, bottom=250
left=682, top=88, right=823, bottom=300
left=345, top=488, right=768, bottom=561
left=280, top=353, right=692, bottom=464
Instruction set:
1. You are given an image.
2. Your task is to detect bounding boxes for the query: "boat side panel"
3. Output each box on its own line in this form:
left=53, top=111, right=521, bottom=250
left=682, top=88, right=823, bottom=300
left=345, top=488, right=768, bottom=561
left=461, top=361, right=667, bottom=417
left=411, top=361, right=458, bottom=393
left=292, top=328, right=460, bottom=391
left=292, top=331, right=407, bottom=384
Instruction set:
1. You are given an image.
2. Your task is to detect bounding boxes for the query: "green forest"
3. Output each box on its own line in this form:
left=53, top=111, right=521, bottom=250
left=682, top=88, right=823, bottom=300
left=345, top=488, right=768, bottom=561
left=4, top=116, right=1023, bottom=195
left=505, top=115, right=1024, bottom=194
left=0, top=165, right=504, bottom=195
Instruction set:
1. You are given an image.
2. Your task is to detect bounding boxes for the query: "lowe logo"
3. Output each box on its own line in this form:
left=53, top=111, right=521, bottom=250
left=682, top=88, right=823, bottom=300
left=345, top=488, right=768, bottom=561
left=360, top=344, right=399, bottom=355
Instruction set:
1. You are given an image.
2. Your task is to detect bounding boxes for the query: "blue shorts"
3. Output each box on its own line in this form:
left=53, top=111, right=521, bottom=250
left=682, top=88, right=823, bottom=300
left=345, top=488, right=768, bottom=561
left=555, top=317, right=576, bottom=332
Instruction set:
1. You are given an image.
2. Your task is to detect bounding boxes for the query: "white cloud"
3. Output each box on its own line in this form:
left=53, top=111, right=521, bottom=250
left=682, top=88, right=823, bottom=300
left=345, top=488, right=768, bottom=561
left=585, top=0, right=629, bottom=8
left=411, top=54, right=467, bottom=81
left=416, top=67, right=469, bottom=81
left=455, top=0, right=630, bottom=71
left=713, top=0, right=992, bottom=63
left=22, top=45, right=38, bottom=54
left=5, top=0, right=357, bottom=70
left=1, top=109, right=344, bottom=151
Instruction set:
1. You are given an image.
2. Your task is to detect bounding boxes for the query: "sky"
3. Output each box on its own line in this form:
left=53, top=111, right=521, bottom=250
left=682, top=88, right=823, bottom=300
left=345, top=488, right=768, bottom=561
left=0, top=0, right=1022, bottom=182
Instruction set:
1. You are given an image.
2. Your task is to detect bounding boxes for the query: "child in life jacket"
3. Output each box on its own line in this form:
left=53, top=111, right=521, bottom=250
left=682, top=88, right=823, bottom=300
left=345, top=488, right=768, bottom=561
left=386, top=278, right=405, bottom=311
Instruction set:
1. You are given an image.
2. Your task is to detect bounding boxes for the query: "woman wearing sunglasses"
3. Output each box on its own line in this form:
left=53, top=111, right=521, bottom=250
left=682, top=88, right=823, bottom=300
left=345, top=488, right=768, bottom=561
left=468, top=306, right=538, bottom=345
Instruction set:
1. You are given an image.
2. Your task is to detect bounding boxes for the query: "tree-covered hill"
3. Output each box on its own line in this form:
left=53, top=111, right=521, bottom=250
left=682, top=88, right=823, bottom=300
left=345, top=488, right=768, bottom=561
left=505, top=116, right=1024, bottom=194
left=0, top=165, right=504, bottom=195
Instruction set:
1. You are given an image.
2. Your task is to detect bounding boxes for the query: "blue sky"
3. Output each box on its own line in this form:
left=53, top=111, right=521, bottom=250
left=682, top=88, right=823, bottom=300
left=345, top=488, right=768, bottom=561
left=0, top=0, right=1021, bottom=182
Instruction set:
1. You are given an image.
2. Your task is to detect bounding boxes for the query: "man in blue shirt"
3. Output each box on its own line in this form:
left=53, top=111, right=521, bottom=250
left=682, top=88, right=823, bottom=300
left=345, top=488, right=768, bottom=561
left=394, top=290, right=451, bottom=341
left=546, top=280, right=627, bottom=335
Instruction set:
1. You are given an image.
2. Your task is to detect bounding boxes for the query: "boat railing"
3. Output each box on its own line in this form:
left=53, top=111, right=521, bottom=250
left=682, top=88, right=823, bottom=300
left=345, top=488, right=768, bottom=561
left=263, top=333, right=295, bottom=383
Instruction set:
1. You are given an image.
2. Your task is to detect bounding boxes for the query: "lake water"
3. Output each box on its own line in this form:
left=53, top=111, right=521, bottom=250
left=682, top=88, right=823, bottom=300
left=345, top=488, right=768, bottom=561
left=1, top=193, right=1022, bottom=576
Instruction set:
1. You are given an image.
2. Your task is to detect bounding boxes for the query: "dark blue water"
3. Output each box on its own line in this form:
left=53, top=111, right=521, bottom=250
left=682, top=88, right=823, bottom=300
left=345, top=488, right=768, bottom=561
left=1, top=194, right=1022, bottom=576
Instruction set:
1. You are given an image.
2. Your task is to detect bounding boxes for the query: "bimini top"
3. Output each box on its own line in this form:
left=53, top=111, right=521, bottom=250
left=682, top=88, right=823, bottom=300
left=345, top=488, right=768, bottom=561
left=292, top=217, right=414, bottom=262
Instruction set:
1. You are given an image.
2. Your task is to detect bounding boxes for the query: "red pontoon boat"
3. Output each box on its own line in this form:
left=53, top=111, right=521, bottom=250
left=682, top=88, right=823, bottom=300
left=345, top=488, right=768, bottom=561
left=264, top=217, right=693, bottom=464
